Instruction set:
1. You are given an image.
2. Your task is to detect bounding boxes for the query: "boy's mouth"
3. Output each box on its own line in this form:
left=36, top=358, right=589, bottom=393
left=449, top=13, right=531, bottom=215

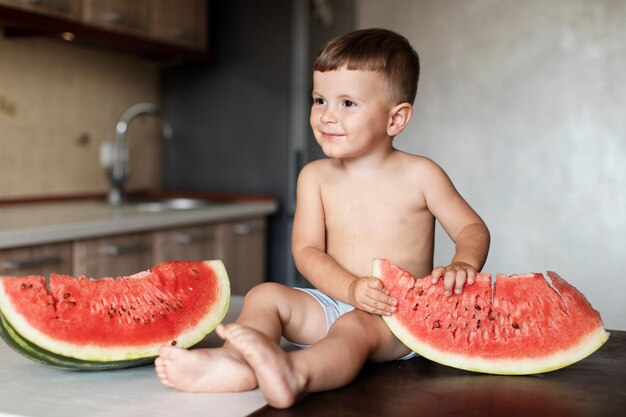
left=320, top=132, right=345, bottom=142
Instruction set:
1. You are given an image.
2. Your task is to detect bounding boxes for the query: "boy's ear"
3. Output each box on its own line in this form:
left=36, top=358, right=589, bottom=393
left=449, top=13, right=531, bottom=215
left=387, top=103, right=413, bottom=136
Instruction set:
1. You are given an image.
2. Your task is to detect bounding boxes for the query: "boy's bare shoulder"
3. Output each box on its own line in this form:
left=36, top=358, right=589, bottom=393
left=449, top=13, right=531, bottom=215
left=394, top=151, right=447, bottom=179
left=299, top=158, right=340, bottom=180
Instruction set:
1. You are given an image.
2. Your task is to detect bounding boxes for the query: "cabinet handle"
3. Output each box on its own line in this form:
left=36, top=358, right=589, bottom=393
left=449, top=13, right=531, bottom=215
left=103, top=12, right=142, bottom=29
left=233, top=223, right=264, bottom=236
left=2, top=255, right=61, bottom=271
left=25, top=0, right=71, bottom=12
left=174, top=232, right=215, bottom=245
left=100, top=243, right=151, bottom=257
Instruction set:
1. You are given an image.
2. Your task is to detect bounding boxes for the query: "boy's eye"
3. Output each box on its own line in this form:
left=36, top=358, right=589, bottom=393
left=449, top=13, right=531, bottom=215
left=343, top=100, right=356, bottom=107
left=313, top=97, right=325, bottom=105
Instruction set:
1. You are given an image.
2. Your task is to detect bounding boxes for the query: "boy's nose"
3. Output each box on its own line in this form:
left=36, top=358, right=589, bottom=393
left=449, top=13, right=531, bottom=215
left=321, top=108, right=337, bottom=123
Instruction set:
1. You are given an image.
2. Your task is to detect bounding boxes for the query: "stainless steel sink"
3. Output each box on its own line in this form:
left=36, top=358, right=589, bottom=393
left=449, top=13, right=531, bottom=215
left=121, top=197, right=230, bottom=212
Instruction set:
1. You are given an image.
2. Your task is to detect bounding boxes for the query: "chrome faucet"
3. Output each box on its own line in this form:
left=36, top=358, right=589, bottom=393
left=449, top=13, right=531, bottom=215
left=107, top=103, right=173, bottom=205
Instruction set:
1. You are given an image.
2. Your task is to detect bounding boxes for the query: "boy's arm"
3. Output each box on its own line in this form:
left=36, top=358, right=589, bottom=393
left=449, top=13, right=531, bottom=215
left=291, top=164, right=397, bottom=316
left=421, top=160, right=490, bottom=296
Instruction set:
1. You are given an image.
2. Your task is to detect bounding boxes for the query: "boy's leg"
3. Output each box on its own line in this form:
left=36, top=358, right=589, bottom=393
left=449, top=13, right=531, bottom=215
left=235, top=283, right=329, bottom=345
left=223, top=309, right=410, bottom=408
left=155, top=283, right=327, bottom=393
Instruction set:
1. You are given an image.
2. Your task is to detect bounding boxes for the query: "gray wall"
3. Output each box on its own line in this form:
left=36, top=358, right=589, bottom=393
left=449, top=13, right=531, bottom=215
left=357, top=0, right=626, bottom=330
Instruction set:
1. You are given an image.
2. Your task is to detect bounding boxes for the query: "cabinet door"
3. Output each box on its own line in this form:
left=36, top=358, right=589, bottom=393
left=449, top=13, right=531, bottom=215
left=148, top=0, right=206, bottom=49
left=0, top=242, right=73, bottom=277
left=73, top=232, right=153, bottom=278
left=219, top=218, right=266, bottom=296
left=82, top=0, right=148, bottom=37
left=0, top=0, right=81, bottom=21
left=153, top=224, right=219, bottom=263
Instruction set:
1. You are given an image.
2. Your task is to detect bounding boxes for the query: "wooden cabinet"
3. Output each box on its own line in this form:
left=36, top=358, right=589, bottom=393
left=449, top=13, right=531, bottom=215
left=0, top=0, right=81, bottom=21
left=81, top=0, right=208, bottom=47
left=0, top=0, right=208, bottom=61
left=219, top=218, right=266, bottom=296
left=153, top=223, right=219, bottom=263
left=82, top=0, right=147, bottom=37
left=148, top=0, right=206, bottom=49
left=73, top=232, right=153, bottom=278
left=0, top=216, right=267, bottom=295
left=0, top=242, right=73, bottom=277
left=155, top=218, right=267, bottom=295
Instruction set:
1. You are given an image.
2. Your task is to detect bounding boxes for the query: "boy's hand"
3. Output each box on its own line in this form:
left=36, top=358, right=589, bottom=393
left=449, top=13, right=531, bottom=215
left=431, top=262, right=477, bottom=297
left=348, top=277, right=398, bottom=316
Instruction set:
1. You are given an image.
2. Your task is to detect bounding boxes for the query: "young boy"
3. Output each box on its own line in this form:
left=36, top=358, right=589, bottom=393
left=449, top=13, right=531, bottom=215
left=155, top=28, right=490, bottom=409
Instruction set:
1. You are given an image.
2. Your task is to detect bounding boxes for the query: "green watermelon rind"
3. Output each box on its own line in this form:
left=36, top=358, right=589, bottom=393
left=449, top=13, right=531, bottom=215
left=373, top=259, right=610, bottom=375
left=0, top=312, right=152, bottom=370
left=0, top=260, right=230, bottom=367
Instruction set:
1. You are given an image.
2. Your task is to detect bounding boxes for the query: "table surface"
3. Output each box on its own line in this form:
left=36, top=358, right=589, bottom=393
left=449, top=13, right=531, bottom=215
left=0, top=296, right=268, bottom=417
left=1, top=302, right=623, bottom=417
left=253, top=330, right=626, bottom=417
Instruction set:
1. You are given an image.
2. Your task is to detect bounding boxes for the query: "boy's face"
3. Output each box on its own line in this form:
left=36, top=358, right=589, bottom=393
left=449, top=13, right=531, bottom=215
left=310, top=68, right=395, bottom=160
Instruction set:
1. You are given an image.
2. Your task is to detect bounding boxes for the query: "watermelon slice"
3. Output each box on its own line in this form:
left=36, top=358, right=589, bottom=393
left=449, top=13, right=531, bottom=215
left=0, top=260, right=230, bottom=370
left=373, top=259, right=609, bottom=375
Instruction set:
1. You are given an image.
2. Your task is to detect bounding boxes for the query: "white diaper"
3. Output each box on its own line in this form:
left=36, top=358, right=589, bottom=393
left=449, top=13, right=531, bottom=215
left=294, top=287, right=417, bottom=361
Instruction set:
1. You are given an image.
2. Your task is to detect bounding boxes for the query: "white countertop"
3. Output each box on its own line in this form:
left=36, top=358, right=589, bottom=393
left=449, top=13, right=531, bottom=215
left=0, top=295, right=270, bottom=417
left=0, top=199, right=278, bottom=249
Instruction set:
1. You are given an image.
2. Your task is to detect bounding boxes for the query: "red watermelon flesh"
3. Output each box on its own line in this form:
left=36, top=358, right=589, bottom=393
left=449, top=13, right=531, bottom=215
left=0, top=260, right=230, bottom=364
left=374, top=259, right=609, bottom=374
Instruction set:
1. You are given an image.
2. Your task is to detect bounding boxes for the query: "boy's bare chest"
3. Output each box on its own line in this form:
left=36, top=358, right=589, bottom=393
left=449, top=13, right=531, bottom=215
left=321, top=180, right=428, bottom=235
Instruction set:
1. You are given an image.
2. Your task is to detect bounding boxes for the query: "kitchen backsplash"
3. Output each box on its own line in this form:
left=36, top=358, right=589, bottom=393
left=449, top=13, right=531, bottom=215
left=0, top=36, right=161, bottom=199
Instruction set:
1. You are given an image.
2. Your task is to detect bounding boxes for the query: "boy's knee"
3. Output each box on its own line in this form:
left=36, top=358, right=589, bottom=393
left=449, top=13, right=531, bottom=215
left=331, top=311, right=408, bottom=360
left=243, top=282, right=286, bottom=303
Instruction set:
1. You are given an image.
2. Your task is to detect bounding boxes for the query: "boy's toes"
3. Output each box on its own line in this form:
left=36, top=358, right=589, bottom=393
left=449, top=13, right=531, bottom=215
left=158, top=345, right=181, bottom=360
left=215, top=324, right=229, bottom=340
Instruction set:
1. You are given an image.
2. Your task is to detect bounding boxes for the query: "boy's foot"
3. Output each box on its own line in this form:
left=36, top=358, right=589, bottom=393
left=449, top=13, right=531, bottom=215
left=155, top=325, right=257, bottom=393
left=222, top=323, right=306, bottom=409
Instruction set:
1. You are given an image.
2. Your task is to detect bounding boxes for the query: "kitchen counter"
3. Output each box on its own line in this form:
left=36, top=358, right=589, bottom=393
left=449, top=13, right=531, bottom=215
left=0, top=198, right=278, bottom=249
left=0, top=295, right=271, bottom=417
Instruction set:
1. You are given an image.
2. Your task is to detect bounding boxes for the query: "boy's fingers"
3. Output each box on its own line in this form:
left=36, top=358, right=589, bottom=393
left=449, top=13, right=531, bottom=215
left=454, top=269, right=467, bottom=294
left=367, top=278, right=384, bottom=290
left=368, top=290, right=397, bottom=307
left=443, top=270, right=456, bottom=296
left=370, top=308, right=394, bottom=316
left=363, top=287, right=397, bottom=313
left=369, top=300, right=396, bottom=315
left=466, top=269, right=476, bottom=285
left=431, top=267, right=444, bottom=283
left=367, top=278, right=397, bottom=303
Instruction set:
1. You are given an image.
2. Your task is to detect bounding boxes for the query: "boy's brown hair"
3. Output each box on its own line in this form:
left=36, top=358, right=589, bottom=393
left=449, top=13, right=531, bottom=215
left=313, top=28, right=420, bottom=105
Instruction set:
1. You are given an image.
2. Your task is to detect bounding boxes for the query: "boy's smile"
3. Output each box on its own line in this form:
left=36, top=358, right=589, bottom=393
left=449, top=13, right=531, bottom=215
left=319, top=131, right=345, bottom=143
left=310, top=68, right=395, bottom=160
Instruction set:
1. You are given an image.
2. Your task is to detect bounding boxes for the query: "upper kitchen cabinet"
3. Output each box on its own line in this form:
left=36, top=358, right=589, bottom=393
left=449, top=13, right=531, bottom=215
left=0, top=0, right=209, bottom=62
left=0, top=0, right=81, bottom=21
left=148, top=0, right=206, bottom=50
left=82, top=0, right=147, bottom=37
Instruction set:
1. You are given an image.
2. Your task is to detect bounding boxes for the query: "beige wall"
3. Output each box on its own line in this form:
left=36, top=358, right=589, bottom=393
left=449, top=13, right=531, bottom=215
left=357, top=0, right=626, bottom=330
left=0, top=36, right=161, bottom=199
